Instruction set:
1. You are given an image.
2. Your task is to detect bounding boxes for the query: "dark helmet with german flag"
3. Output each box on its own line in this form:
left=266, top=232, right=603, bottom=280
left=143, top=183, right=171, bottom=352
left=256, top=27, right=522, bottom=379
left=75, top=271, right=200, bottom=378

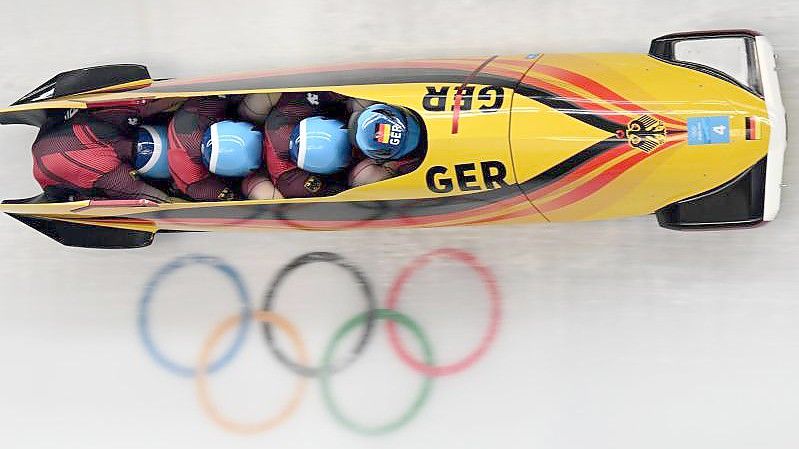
left=349, top=104, right=421, bottom=161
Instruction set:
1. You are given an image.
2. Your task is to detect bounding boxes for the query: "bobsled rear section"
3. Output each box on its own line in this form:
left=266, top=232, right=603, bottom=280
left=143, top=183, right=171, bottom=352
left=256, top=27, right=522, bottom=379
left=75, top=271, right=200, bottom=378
left=0, top=55, right=545, bottom=248
left=0, top=64, right=153, bottom=127
left=1, top=194, right=163, bottom=249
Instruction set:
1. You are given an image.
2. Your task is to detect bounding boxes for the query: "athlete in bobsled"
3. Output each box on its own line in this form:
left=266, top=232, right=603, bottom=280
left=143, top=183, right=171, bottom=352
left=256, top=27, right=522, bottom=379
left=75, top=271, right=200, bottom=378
left=30, top=101, right=179, bottom=203
left=346, top=102, right=424, bottom=187
left=261, top=93, right=424, bottom=198
left=31, top=95, right=271, bottom=203
left=168, top=97, right=269, bottom=201
left=260, top=92, right=351, bottom=198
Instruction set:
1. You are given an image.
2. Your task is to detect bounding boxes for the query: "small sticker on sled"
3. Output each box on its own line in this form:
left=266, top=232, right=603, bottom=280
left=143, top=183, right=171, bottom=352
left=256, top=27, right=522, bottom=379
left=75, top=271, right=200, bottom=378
left=687, top=116, right=731, bottom=145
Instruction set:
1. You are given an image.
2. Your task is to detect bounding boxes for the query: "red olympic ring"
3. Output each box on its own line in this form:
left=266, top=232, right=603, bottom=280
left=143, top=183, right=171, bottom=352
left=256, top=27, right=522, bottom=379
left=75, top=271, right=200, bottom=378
left=385, top=248, right=502, bottom=377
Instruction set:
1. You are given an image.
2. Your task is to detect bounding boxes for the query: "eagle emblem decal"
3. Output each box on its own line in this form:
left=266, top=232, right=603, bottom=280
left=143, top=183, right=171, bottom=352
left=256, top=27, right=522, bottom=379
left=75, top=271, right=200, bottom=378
left=626, top=115, right=667, bottom=153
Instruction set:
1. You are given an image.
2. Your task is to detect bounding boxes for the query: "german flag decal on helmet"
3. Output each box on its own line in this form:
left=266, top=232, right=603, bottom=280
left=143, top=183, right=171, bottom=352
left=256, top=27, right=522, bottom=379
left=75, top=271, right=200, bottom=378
left=375, top=123, right=394, bottom=144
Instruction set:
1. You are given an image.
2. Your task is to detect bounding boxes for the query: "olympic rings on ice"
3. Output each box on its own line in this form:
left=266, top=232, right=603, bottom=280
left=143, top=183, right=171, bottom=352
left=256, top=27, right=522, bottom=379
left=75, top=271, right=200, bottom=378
left=138, top=254, right=252, bottom=377
left=137, top=248, right=502, bottom=436
left=262, top=252, right=377, bottom=377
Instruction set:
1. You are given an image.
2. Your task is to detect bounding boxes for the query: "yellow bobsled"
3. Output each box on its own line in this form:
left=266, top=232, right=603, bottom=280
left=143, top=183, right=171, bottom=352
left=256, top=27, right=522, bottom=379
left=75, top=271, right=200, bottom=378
left=0, top=30, right=787, bottom=248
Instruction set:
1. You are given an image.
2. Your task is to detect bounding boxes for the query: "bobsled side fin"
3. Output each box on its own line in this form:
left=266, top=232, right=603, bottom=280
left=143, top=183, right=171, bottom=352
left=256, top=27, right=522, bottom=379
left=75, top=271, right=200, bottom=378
left=0, top=100, right=86, bottom=126
left=12, top=64, right=152, bottom=106
left=656, top=158, right=766, bottom=230
left=6, top=214, right=155, bottom=249
left=1, top=65, right=151, bottom=127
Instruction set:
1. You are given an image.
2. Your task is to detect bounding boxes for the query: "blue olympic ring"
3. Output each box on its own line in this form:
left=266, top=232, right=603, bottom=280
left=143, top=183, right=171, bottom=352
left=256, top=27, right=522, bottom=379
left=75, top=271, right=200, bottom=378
left=138, top=254, right=252, bottom=377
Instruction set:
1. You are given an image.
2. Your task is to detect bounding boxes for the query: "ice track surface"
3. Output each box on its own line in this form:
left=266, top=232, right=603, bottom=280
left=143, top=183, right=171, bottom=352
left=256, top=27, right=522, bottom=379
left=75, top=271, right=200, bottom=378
left=1, top=1, right=799, bottom=448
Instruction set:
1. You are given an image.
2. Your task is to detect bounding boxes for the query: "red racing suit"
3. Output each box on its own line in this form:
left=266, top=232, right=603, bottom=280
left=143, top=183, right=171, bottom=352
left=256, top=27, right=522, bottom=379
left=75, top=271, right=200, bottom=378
left=31, top=103, right=173, bottom=202
left=167, top=97, right=233, bottom=201
left=263, top=92, right=350, bottom=198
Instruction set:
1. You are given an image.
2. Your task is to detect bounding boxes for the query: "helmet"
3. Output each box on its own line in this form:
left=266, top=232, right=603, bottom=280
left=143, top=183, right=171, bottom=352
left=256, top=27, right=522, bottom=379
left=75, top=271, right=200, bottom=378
left=288, top=116, right=351, bottom=175
left=351, top=104, right=421, bottom=161
left=134, top=125, right=171, bottom=179
left=201, top=121, right=263, bottom=177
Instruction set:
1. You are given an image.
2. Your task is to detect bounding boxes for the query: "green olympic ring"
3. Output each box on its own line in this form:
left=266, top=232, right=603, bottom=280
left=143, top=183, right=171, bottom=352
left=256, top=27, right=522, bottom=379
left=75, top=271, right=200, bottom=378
left=319, top=309, right=434, bottom=435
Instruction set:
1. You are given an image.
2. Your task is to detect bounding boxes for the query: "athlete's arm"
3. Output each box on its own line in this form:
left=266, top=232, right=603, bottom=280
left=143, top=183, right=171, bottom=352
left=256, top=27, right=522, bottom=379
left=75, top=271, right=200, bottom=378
left=94, top=164, right=170, bottom=203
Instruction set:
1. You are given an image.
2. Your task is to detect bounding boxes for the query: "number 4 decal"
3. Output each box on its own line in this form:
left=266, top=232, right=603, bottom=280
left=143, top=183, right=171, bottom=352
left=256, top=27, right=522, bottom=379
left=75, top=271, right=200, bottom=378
left=687, top=117, right=731, bottom=145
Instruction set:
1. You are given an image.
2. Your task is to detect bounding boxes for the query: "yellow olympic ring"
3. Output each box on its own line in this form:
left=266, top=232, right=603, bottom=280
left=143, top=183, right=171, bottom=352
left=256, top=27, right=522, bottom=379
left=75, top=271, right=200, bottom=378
left=195, top=310, right=310, bottom=434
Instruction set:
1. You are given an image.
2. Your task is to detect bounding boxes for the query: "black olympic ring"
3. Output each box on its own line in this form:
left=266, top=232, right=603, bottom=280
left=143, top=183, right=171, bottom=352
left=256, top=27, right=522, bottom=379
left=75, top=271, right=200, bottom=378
left=261, top=252, right=377, bottom=377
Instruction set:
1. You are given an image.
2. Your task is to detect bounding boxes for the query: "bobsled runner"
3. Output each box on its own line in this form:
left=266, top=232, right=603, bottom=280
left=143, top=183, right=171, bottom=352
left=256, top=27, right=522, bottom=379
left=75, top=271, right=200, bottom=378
left=0, top=30, right=787, bottom=248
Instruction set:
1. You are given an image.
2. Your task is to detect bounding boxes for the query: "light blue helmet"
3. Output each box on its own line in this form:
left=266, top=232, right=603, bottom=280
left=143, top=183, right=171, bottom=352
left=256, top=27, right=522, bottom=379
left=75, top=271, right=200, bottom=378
left=351, top=104, right=421, bottom=161
left=288, top=116, right=351, bottom=175
left=134, top=125, right=171, bottom=179
left=201, top=121, right=263, bottom=177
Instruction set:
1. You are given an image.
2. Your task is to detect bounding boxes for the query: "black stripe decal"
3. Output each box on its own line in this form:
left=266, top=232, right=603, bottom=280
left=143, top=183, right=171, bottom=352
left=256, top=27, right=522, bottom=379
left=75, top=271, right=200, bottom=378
left=518, top=138, right=628, bottom=195
left=141, top=68, right=524, bottom=94
left=515, top=84, right=624, bottom=134
left=131, top=182, right=523, bottom=223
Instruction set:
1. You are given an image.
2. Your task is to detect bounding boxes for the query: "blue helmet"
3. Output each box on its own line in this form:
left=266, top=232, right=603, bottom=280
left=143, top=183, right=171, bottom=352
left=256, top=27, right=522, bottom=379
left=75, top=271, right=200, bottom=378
left=288, top=116, right=351, bottom=175
left=134, top=125, right=171, bottom=179
left=352, top=104, right=421, bottom=161
left=201, top=121, right=263, bottom=177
